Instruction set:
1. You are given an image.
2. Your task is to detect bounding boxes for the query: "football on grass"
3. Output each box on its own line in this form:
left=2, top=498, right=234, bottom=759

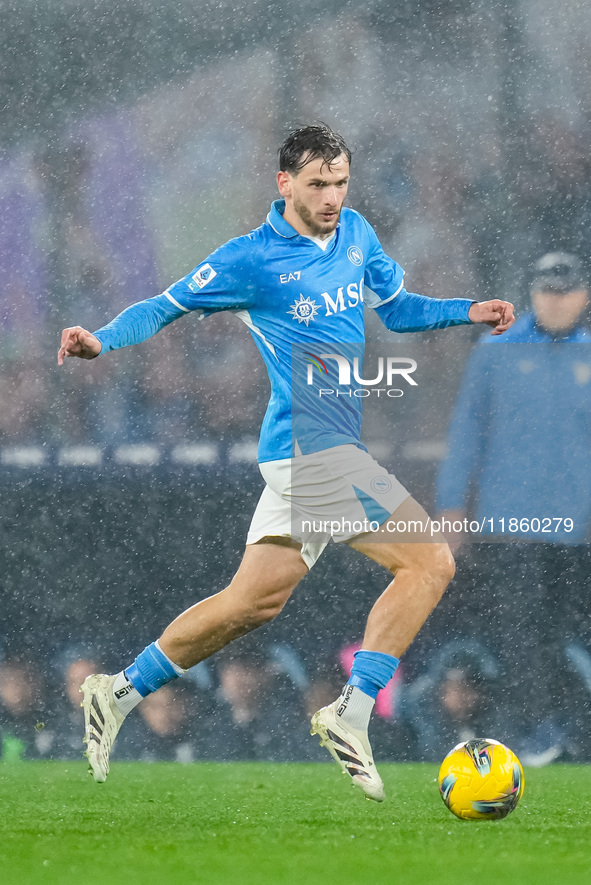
left=438, top=738, right=524, bottom=821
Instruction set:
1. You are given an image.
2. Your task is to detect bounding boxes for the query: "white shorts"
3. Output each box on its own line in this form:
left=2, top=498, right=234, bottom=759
left=246, top=444, right=410, bottom=569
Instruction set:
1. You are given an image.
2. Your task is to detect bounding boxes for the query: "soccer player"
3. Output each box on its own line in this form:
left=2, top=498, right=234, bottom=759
left=58, top=124, right=515, bottom=800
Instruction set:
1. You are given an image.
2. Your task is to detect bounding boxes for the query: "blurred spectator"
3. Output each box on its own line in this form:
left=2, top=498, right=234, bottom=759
left=214, top=638, right=312, bottom=761
left=437, top=251, right=591, bottom=542
left=364, top=143, right=482, bottom=447
left=399, top=640, right=506, bottom=761
left=37, top=131, right=154, bottom=447
left=114, top=682, right=214, bottom=763
left=435, top=251, right=591, bottom=758
left=0, top=658, right=55, bottom=760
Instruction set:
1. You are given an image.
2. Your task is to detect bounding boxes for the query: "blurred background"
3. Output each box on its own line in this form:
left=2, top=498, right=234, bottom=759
left=2, top=0, right=591, bottom=765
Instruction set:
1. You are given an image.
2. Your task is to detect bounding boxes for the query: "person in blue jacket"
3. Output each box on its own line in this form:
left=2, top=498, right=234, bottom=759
left=58, top=123, right=514, bottom=796
left=436, top=251, right=591, bottom=759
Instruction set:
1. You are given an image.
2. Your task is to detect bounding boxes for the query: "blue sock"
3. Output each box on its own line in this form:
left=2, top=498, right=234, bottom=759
left=125, top=641, right=182, bottom=697
left=347, top=649, right=400, bottom=699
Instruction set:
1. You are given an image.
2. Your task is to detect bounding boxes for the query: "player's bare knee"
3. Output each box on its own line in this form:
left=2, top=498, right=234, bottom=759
left=437, top=542, right=455, bottom=583
left=425, top=543, right=455, bottom=603
left=392, top=542, right=454, bottom=598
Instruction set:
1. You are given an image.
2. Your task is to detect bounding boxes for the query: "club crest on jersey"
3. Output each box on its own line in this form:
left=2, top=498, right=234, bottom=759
left=189, top=263, right=217, bottom=290
left=347, top=245, right=363, bottom=266
left=288, top=294, right=320, bottom=326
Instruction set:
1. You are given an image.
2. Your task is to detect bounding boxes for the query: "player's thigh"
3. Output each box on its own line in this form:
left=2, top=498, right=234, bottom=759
left=229, top=540, right=309, bottom=606
left=348, top=495, right=454, bottom=577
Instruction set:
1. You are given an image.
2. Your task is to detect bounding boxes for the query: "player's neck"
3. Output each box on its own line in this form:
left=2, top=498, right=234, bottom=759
left=303, top=231, right=336, bottom=251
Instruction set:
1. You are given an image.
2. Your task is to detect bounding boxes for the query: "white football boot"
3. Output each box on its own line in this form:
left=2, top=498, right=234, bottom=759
left=81, top=674, right=125, bottom=783
left=310, top=700, right=385, bottom=802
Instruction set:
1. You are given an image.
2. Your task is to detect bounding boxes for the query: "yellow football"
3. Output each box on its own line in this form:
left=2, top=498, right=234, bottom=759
left=438, top=738, right=524, bottom=821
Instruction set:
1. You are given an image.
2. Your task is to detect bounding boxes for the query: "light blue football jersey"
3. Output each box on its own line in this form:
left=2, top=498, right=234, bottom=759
left=94, top=200, right=473, bottom=461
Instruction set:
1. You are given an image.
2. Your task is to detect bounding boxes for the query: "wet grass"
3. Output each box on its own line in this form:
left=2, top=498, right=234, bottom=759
left=1, top=761, right=590, bottom=885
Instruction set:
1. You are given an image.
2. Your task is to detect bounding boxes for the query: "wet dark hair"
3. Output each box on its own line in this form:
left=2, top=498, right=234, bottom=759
left=278, top=123, right=352, bottom=175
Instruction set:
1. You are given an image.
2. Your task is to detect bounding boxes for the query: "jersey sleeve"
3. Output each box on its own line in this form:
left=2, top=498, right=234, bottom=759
left=93, top=234, right=257, bottom=354
left=163, top=234, right=256, bottom=314
left=93, top=291, right=187, bottom=354
left=359, top=217, right=473, bottom=330
left=374, top=288, right=473, bottom=332
left=361, top=219, right=405, bottom=307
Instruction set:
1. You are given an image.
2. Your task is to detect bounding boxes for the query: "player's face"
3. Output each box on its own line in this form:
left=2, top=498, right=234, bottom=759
left=532, top=288, right=588, bottom=332
left=277, top=153, right=350, bottom=238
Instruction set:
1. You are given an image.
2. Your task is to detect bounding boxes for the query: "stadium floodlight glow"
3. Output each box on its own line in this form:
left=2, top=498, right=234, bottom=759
left=113, top=444, right=161, bottom=466
left=58, top=446, right=103, bottom=467
left=1, top=446, right=47, bottom=467
left=171, top=444, right=219, bottom=465
left=228, top=441, right=258, bottom=463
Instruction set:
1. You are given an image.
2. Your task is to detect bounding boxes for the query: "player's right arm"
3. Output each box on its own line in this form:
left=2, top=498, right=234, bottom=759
left=57, top=235, right=257, bottom=366
left=57, top=293, right=185, bottom=365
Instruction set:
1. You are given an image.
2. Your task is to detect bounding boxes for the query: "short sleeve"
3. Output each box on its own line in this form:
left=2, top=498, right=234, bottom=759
left=163, top=235, right=257, bottom=314
left=362, top=219, right=405, bottom=309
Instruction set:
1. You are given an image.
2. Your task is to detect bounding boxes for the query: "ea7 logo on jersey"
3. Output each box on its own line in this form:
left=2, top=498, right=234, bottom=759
left=189, top=263, right=217, bottom=290
left=280, top=271, right=302, bottom=283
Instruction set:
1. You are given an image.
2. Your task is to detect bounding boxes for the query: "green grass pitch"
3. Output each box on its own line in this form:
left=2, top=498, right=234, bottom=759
left=1, top=761, right=591, bottom=885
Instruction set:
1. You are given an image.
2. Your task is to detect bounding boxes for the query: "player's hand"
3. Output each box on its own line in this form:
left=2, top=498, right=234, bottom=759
left=468, top=300, right=515, bottom=335
left=57, top=326, right=102, bottom=365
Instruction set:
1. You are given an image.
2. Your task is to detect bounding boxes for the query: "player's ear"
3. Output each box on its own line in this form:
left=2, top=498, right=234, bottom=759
left=277, top=170, right=292, bottom=198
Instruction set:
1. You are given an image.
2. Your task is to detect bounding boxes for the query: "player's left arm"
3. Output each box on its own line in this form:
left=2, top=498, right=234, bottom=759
left=374, top=289, right=516, bottom=335
left=372, top=288, right=477, bottom=332
left=360, top=217, right=515, bottom=334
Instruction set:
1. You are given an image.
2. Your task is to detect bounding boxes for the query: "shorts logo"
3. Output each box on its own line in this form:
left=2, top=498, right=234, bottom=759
left=191, top=264, right=217, bottom=289
left=347, top=245, right=363, bottom=266
left=370, top=475, right=392, bottom=494
left=288, top=294, right=320, bottom=326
